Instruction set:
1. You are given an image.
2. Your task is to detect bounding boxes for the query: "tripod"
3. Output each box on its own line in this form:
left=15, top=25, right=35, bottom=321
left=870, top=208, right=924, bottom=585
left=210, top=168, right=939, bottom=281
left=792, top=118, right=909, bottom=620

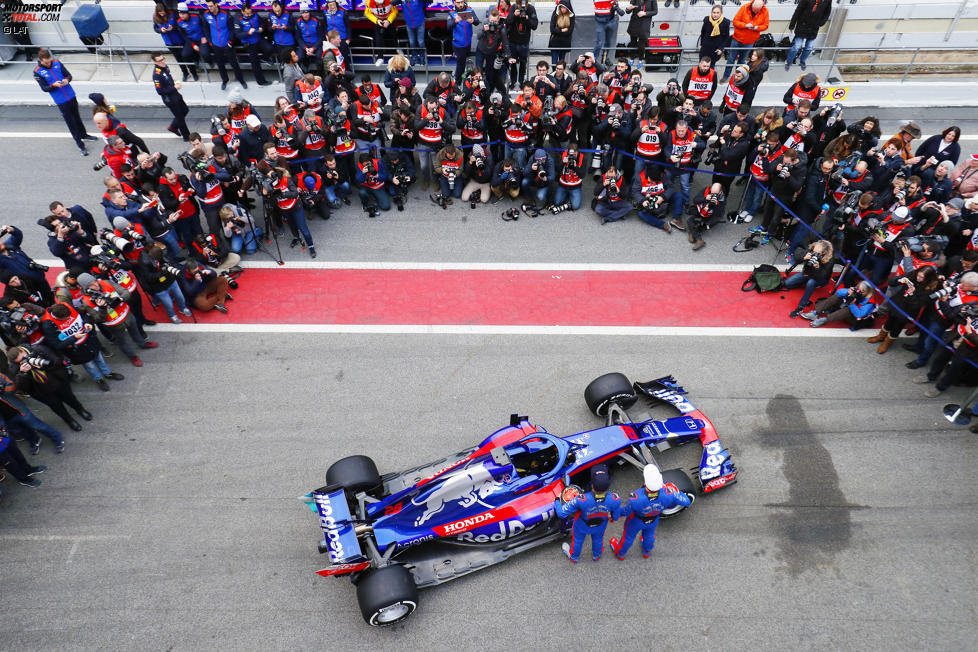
left=256, top=190, right=284, bottom=266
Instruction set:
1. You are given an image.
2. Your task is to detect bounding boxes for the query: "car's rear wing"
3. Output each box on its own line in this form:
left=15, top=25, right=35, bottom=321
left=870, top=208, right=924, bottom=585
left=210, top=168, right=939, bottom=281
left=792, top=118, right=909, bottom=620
left=309, top=486, right=369, bottom=575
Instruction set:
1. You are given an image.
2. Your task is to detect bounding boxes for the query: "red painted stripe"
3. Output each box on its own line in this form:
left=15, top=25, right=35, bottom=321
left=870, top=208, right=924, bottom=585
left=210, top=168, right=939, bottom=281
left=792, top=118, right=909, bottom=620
left=124, top=269, right=837, bottom=328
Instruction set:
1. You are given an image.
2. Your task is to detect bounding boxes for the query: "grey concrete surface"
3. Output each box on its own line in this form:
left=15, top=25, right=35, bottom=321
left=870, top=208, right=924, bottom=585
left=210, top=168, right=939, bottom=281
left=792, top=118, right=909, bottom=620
left=0, top=334, right=975, bottom=649
left=0, top=106, right=974, bottom=267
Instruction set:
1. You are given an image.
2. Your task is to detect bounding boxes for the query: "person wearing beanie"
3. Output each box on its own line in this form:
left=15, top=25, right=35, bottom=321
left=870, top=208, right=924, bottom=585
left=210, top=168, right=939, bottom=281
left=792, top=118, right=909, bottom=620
left=611, top=464, right=692, bottom=560
left=783, top=72, right=821, bottom=114
left=720, top=65, right=756, bottom=116
left=723, top=0, right=769, bottom=82
left=522, top=148, right=555, bottom=205
left=226, top=88, right=260, bottom=137
left=175, top=2, right=210, bottom=79
left=554, top=463, right=621, bottom=563
left=76, top=273, right=158, bottom=368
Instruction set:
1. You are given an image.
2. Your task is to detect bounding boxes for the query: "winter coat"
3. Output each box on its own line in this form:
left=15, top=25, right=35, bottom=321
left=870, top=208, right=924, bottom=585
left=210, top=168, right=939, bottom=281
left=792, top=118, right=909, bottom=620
left=731, top=1, right=769, bottom=46
left=548, top=1, right=576, bottom=50
left=789, top=0, right=832, bottom=41
left=698, top=16, right=731, bottom=61
left=626, top=0, right=657, bottom=39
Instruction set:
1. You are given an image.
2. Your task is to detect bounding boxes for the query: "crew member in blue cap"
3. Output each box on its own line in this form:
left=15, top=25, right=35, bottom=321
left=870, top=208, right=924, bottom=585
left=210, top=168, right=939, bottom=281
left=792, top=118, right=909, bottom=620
left=554, top=463, right=621, bottom=563
left=611, top=464, right=692, bottom=560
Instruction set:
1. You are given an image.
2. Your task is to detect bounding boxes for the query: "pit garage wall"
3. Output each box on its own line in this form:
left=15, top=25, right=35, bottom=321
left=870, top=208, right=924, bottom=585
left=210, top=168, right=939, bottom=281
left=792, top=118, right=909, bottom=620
left=19, top=0, right=978, bottom=53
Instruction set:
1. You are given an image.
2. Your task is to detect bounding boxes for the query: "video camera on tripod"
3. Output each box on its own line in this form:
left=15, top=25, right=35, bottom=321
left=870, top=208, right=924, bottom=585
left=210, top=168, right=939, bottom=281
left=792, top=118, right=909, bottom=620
left=540, top=96, right=556, bottom=130
left=833, top=190, right=863, bottom=225
left=247, top=162, right=281, bottom=195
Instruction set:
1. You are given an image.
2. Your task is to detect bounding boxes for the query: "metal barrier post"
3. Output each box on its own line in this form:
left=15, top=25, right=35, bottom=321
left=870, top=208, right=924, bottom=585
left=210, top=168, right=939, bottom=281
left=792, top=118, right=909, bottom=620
left=826, top=47, right=839, bottom=81
left=121, top=44, right=138, bottom=82
left=901, top=47, right=920, bottom=83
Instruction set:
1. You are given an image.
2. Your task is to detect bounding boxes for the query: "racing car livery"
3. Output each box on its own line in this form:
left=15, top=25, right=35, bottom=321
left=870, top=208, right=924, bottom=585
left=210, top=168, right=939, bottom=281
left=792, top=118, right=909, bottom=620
left=303, top=373, right=738, bottom=626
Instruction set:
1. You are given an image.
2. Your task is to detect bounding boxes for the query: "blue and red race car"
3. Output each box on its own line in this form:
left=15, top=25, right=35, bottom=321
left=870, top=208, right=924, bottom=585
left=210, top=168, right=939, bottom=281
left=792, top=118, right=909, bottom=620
left=303, top=373, right=738, bottom=626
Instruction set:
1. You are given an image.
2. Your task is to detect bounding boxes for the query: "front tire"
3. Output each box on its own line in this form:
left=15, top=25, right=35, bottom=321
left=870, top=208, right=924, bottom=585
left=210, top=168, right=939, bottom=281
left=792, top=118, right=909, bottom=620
left=356, top=565, right=419, bottom=627
left=325, top=455, right=381, bottom=494
left=584, top=372, right=638, bottom=417
left=660, top=469, right=695, bottom=519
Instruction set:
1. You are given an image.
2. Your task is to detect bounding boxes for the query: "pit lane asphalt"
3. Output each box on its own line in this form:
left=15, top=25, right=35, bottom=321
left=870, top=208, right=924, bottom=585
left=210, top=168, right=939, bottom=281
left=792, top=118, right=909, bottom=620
left=1, top=335, right=975, bottom=649
left=0, top=107, right=976, bottom=649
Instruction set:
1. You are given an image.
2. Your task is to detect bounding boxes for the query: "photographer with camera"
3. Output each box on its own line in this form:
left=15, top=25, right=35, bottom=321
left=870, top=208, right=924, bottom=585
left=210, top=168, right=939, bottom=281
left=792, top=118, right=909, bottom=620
left=94, top=136, right=135, bottom=181
left=630, top=108, right=666, bottom=177
left=720, top=66, right=755, bottom=117
left=530, top=61, right=558, bottom=100
left=7, top=343, right=90, bottom=431
left=656, top=79, right=686, bottom=124
left=801, top=281, right=875, bottom=329
left=103, top=194, right=151, bottom=257
left=594, top=167, right=631, bottom=224
left=591, top=103, right=632, bottom=175
left=322, top=154, right=353, bottom=209
left=502, top=101, right=538, bottom=172
left=912, top=270, right=978, bottom=396
left=295, top=109, right=329, bottom=173
left=0, top=298, right=47, bottom=349
left=490, top=158, right=524, bottom=204
left=158, top=167, right=204, bottom=247
left=785, top=240, right=835, bottom=319
left=136, top=188, right=186, bottom=262
left=0, top=366, right=65, bottom=456
left=681, top=183, right=726, bottom=251
left=88, top=245, right=155, bottom=335
left=868, top=256, right=943, bottom=354
left=663, top=120, right=697, bottom=224
left=550, top=146, right=585, bottom=212
left=905, top=270, right=978, bottom=369
left=40, top=302, right=122, bottom=391
left=459, top=145, right=493, bottom=207
left=522, top=149, right=555, bottom=207
left=263, top=167, right=316, bottom=256
left=475, top=9, right=510, bottom=93
left=296, top=172, right=331, bottom=221
left=784, top=157, right=837, bottom=261
left=136, top=243, right=194, bottom=323
left=919, top=161, right=955, bottom=207
left=734, top=131, right=781, bottom=223
left=212, top=145, right=253, bottom=209
left=383, top=150, right=416, bottom=212
left=631, top=165, right=673, bottom=233
left=351, top=92, right=386, bottom=155
left=749, top=149, right=806, bottom=245
left=238, top=114, right=272, bottom=167
left=219, top=204, right=262, bottom=255
left=502, top=0, right=537, bottom=89
left=0, top=227, right=54, bottom=307
left=457, top=101, right=488, bottom=150
left=76, top=273, right=158, bottom=368
left=0, top=273, right=51, bottom=311
left=460, top=68, right=490, bottom=112
left=416, top=98, right=452, bottom=191
left=184, top=148, right=231, bottom=237
left=434, top=144, right=466, bottom=204
left=709, top=120, right=750, bottom=194
left=178, top=259, right=231, bottom=315
left=44, top=215, right=94, bottom=270
left=857, top=205, right=915, bottom=287
left=869, top=142, right=907, bottom=193
left=355, top=154, right=393, bottom=218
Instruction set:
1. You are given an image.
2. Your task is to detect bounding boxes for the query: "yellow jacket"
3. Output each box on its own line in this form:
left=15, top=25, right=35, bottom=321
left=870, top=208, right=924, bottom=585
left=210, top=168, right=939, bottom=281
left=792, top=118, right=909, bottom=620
left=365, top=0, right=398, bottom=25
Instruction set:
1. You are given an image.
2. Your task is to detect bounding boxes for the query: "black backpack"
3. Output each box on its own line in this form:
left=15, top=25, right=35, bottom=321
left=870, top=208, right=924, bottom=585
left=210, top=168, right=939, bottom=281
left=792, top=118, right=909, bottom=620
left=741, top=264, right=784, bottom=293
left=755, top=33, right=776, bottom=52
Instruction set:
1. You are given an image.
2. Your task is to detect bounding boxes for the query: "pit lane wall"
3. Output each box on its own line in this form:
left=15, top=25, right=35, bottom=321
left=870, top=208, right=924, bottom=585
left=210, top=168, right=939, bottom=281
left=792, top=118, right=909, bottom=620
left=9, top=0, right=978, bottom=52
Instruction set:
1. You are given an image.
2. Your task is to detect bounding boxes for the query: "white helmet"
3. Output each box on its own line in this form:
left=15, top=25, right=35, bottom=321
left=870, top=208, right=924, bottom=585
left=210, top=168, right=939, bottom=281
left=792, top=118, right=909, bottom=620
left=643, top=465, right=663, bottom=491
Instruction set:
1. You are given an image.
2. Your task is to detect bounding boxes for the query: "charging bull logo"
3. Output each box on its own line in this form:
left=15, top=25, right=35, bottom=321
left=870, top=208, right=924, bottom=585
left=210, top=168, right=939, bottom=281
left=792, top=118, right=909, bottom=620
left=413, top=465, right=502, bottom=526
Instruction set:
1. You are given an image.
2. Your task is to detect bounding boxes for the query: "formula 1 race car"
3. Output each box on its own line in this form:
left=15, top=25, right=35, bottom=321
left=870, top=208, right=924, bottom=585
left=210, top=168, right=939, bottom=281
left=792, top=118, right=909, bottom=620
left=303, top=373, right=738, bottom=626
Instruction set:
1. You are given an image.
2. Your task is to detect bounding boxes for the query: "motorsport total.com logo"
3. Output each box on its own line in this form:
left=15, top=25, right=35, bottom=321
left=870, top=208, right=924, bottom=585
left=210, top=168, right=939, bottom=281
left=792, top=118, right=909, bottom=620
left=1, top=0, right=62, bottom=33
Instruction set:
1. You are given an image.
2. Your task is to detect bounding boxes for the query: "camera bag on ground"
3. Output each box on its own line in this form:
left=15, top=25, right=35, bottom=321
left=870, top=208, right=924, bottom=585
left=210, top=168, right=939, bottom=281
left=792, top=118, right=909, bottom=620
left=741, top=264, right=783, bottom=293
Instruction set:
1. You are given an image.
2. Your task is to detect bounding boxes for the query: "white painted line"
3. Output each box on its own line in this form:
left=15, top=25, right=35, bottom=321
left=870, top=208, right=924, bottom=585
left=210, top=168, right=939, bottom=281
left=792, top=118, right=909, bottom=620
left=32, top=258, right=783, bottom=272
left=0, top=534, right=133, bottom=541
left=139, top=323, right=868, bottom=337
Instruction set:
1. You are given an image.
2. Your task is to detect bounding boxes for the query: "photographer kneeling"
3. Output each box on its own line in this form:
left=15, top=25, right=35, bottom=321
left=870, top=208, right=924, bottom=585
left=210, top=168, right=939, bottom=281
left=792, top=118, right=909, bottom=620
left=383, top=149, right=416, bottom=212
left=490, top=158, right=523, bottom=203
left=434, top=143, right=465, bottom=203
left=522, top=149, right=554, bottom=206
left=802, top=281, right=876, bottom=329
left=786, top=239, right=835, bottom=318
left=594, top=167, right=631, bottom=224
left=462, top=144, right=493, bottom=206
left=219, top=204, right=261, bottom=255
left=178, top=259, right=230, bottom=314
left=683, top=183, right=726, bottom=251
left=630, top=165, right=673, bottom=233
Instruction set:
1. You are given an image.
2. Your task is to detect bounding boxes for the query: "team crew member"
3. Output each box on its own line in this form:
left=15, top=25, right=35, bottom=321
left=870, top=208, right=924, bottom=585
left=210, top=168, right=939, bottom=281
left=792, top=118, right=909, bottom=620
left=235, top=2, right=275, bottom=87
left=554, top=464, right=621, bottom=563
left=268, top=1, right=297, bottom=52
left=449, top=0, right=480, bottom=84
left=33, top=49, right=96, bottom=156
left=152, top=53, right=191, bottom=141
left=176, top=3, right=211, bottom=75
left=611, top=465, right=691, bottom=559
left=364, top=0, right=398, bottom=67
left=204, top=0, right=247, bottom=91
left=294, top=2, right=323, bottom=70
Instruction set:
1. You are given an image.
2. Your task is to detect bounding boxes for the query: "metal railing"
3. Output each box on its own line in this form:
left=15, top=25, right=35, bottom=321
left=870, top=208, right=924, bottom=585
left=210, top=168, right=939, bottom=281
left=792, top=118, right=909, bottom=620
left=4, top=39, right=978, bottom=86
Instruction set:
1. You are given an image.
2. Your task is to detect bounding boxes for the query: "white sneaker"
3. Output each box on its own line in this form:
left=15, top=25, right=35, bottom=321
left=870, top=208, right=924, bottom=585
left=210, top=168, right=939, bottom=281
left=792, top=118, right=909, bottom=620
left=561, top=542, right=573, bottom=560
left=170, top=316, right=182, bottom=324
left=375, top=58, right=384, bottom=67
left=742, top=213, right=753, bottom=223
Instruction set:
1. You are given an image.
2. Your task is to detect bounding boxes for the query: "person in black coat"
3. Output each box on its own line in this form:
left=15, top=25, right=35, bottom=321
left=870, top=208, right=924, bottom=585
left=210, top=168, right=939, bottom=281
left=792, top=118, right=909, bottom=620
left=913, top=126, right=962, bottom=175
left=785, top=0, right=832, bottom=72
left=548, top=0, right=575, bottom=66
left=698, top=5, right=731, bottom=68
left=625, top=0, right=656, bottom=65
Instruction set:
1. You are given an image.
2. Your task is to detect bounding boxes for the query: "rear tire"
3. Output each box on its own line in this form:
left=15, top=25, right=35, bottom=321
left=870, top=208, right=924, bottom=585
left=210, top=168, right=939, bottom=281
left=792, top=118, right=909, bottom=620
left=584, top=372, right=638, bottom=417
left=660, top=469, right=695, bottom=519
left=356, top=565, right=419, bottom=627
left=325, top=455, right=381, bottom=494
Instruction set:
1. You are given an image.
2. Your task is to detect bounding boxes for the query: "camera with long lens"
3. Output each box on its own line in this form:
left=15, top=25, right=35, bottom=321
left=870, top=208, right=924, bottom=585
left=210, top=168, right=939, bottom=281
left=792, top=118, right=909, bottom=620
left=27, top=261, right=49, bottom=273
left=473, top=155, right=486, bottom=171
left=98, top=228, right=135, bottom=254
left=611, top=0, right=626, bottom=16
left=777, top=165, right=791, bottom=180
left=540, top=96, right=556, bottom=129
left=930, top=279, right=961, bottom=301
left=26, top=355, right=51, bottom=369
left=802, top=252, right=822, bottom=275
left=506, top=174, right=520, bottom=191
left=956, top=302, right=978, bottom=327
left=894, top=189, right=907, bottom=202
left=858, top=216, right=885, bottom=240
left=84, top=287, right=125, bottom=308
left=703, top=135, right=721, bottom=166
left=210, top=114, right=226, bottom=136
left=446, top=171, right=457, bottom=191
left=247, top=162, right=280, bottom=195
left=178, top=151, right=214, bottom=181
left=92, top=156, right=109, bottom=172
left=825, top=103, right=844, bottom=128
left=707, top=192, right=721, bottom=206
left=896, top=234, right=949, bottom=254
